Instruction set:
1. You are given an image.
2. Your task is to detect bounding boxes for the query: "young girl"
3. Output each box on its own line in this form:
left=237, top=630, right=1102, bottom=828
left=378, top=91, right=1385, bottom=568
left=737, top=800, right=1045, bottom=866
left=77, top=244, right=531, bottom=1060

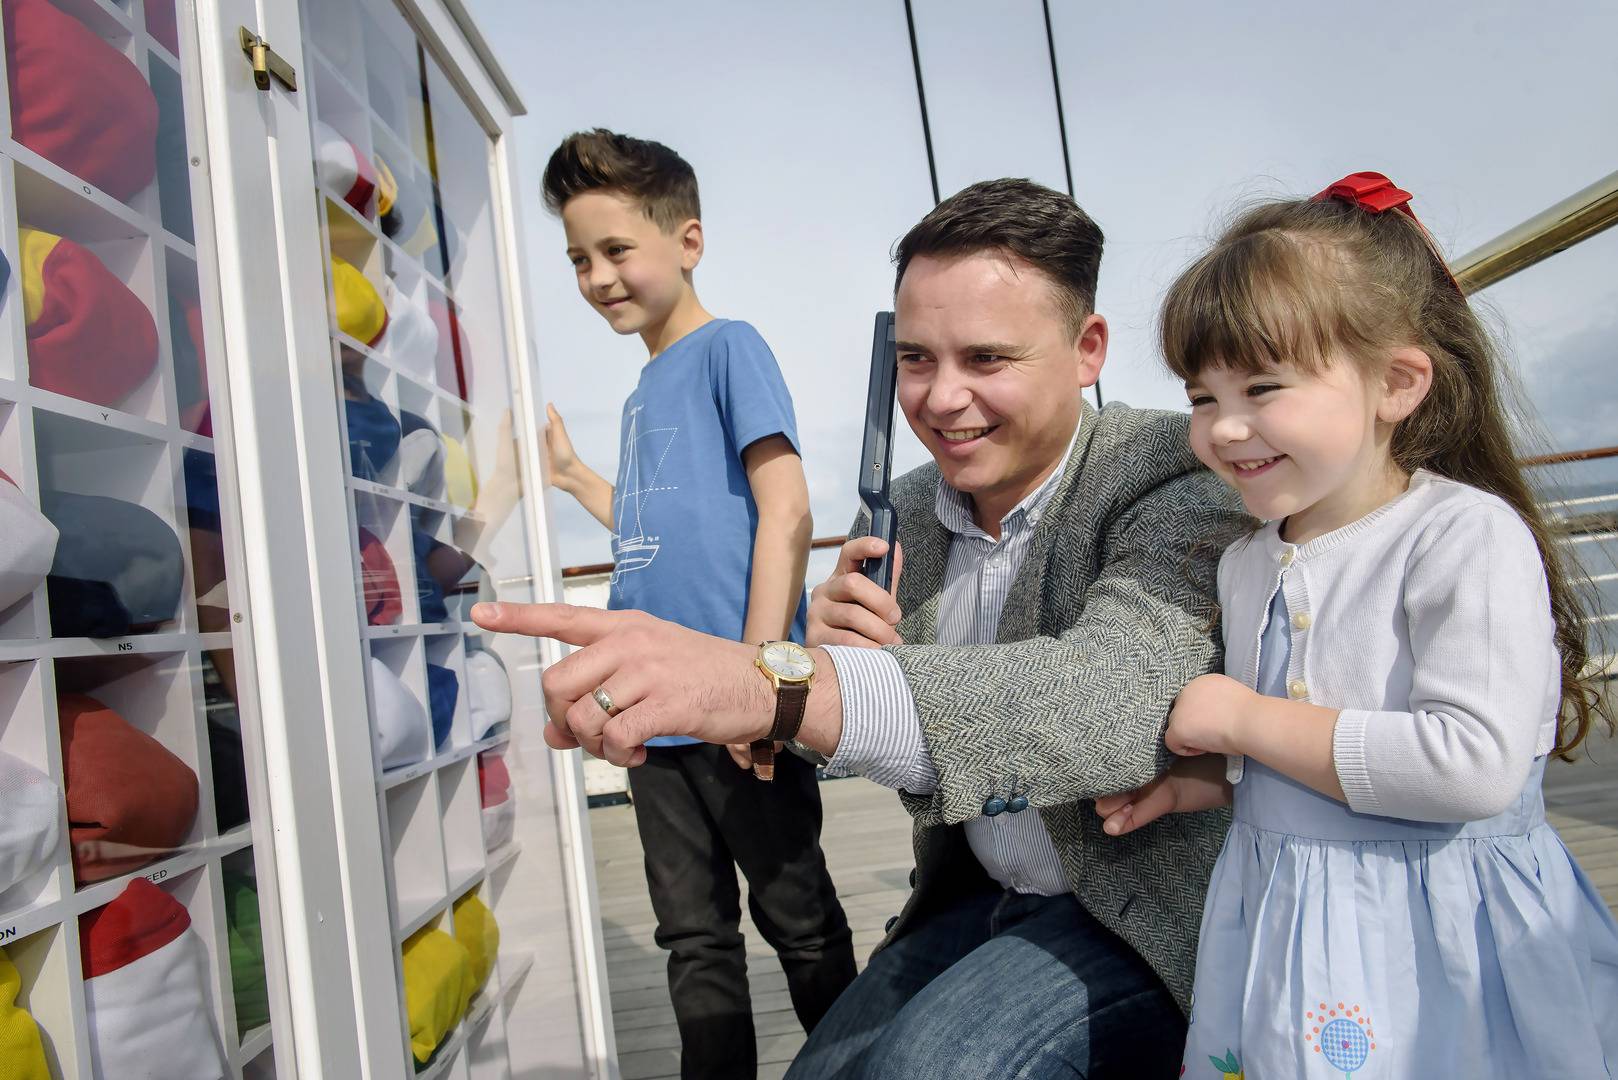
left=1097, top=172, right=1618, bottom=1077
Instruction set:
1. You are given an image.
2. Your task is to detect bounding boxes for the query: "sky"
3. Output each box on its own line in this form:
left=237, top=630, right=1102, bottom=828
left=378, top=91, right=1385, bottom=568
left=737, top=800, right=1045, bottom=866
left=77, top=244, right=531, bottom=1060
left=465, top=0, right=1618, bottom=573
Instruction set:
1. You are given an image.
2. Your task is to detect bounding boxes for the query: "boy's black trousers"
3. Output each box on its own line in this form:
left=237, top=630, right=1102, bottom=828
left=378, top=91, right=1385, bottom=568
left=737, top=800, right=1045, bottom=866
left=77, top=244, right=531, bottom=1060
left=626, top=742, right=857, bottom=1079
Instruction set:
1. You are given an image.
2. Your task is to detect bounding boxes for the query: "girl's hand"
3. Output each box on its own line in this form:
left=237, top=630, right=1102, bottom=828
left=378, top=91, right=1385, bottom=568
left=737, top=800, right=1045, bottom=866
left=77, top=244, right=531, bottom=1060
left=1095, top=755, right=1232, bottom=836
left=1166, top=673, right=1257, bottom=757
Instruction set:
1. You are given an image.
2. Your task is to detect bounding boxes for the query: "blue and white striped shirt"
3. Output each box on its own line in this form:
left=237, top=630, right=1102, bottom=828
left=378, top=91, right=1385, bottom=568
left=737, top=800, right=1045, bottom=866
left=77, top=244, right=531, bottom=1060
left=824, top=438, right=1076, bottom=896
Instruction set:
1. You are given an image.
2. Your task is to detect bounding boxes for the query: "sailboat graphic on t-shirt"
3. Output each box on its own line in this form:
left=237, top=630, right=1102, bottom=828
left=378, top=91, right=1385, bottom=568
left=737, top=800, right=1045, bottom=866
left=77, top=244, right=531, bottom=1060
left=612, top=406, right=678, bottom=584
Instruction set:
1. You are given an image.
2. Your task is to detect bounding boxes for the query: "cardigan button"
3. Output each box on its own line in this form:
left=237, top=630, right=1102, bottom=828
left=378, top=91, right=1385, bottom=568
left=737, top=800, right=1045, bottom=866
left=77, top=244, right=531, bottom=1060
left=1279, top=549, right=1295, bottom=567
left=1288, top=679, right=1308, bottom=699
left=1292, top=612, right=1312, bottom=630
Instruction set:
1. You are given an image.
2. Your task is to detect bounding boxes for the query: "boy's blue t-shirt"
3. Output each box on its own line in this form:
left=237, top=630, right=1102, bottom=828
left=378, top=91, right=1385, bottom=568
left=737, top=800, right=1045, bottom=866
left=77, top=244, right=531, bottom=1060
left=609, top=319, right=808, bottom=747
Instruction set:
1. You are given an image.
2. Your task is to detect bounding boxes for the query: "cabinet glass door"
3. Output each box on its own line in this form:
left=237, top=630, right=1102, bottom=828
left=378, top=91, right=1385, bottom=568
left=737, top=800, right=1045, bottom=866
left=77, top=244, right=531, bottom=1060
left=297, top=0, right=550, bottom=1074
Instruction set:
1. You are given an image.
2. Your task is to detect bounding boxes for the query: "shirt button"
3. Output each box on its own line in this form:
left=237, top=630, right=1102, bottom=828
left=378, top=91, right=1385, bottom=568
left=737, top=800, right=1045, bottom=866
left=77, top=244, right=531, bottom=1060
left=983, top=796, right=1007, bottom=817
left=1279, top=550, right=1295, bottom=567
left=885, top=916, right=899, bottom=934
left=1007, top=795, right=1029, bottom=814
left=1292, top=612, right=1312, bottom=630
left=1288, top=679, right=1308, bottom=699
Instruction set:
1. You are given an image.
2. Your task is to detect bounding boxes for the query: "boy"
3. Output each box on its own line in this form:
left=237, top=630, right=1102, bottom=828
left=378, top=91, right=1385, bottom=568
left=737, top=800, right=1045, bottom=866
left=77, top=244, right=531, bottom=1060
left=539, top=129, right=855, bottom=1080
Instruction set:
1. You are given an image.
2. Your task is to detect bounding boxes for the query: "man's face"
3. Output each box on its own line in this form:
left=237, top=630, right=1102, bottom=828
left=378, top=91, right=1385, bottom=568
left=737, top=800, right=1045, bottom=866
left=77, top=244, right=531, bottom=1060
left=561, top=190, right=694, bottom=337
left=894, top=252, right=1104, bottom=518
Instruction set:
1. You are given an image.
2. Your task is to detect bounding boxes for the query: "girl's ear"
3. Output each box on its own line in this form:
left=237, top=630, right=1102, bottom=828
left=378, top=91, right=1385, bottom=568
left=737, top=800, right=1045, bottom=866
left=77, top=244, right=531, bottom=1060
left=1378, top=346, right=1433, bottom=424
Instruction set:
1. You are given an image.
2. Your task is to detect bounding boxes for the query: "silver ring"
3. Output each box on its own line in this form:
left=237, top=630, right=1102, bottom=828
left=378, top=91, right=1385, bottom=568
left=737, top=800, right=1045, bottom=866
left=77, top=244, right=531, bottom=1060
left=592, top=686, right=620, bottom=717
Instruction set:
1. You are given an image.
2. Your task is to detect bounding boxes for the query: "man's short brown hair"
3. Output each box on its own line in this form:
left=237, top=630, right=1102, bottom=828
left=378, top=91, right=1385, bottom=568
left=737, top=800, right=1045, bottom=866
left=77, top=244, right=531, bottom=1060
left=893, top=178, right=1104, bottom=334
left=541, top=129, right=700, bottom=232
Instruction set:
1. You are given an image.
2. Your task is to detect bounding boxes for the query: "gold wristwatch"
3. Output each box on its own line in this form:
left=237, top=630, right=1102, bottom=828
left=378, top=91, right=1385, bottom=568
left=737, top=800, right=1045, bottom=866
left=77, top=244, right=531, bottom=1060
left=751, top=641, right=815, bottom=780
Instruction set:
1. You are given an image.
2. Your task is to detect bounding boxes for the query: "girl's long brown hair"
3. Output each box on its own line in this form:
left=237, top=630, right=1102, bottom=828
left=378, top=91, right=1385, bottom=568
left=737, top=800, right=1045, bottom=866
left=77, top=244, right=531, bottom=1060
left=1160, top=195, right=1611, bottom=757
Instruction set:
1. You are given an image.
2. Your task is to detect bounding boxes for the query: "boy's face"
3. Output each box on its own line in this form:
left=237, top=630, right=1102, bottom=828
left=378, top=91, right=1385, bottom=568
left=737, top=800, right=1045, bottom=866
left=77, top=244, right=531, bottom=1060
left=894, top=252, right=1106, bottom=518
left=561, top=191, right=698, bottom=337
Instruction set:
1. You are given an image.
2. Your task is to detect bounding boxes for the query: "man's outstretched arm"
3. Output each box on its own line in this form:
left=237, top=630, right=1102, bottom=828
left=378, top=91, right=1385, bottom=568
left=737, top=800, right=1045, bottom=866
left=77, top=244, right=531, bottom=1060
left=470, top=470, right=1239, bottom=806
left=469, top=600, right=844, bottom=767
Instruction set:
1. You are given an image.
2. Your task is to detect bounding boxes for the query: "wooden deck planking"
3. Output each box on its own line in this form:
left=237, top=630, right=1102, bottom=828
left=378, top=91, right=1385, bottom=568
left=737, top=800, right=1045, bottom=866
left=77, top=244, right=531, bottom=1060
left=590, top=734, right=1618, bottom=1079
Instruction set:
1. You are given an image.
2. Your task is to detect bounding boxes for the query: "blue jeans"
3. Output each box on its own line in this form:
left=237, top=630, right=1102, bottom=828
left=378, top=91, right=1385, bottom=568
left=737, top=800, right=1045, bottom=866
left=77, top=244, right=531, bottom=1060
left=785, top=889, right=1184, bottom=1079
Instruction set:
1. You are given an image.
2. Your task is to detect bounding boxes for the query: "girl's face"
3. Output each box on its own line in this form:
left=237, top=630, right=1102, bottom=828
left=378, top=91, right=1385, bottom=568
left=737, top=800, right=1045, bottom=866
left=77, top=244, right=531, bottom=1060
left=1185, top=356, right=1407, bottom=543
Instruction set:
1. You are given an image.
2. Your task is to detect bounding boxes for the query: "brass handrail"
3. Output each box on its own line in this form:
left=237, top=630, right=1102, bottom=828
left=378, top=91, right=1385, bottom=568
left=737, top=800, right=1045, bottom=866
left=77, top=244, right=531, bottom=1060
left=1454, top=170, right=1618, bottom=293
left=1523, top=445, right=1618, bottom=468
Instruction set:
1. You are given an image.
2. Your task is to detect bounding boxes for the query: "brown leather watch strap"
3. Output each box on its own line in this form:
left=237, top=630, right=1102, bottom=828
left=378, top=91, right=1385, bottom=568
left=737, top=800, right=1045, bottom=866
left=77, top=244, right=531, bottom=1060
left=751, top=683, right=809, bottom=781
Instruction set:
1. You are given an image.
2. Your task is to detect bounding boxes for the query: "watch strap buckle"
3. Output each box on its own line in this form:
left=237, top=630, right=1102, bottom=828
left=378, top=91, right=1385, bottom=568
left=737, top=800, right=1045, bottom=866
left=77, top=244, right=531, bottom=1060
left=750, top=740, right=776, bottom=781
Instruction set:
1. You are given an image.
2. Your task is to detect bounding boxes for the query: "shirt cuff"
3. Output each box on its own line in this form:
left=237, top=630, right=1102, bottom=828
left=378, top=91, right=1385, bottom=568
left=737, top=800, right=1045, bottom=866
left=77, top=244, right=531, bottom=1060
left=822, top=646, right=939, bottom=794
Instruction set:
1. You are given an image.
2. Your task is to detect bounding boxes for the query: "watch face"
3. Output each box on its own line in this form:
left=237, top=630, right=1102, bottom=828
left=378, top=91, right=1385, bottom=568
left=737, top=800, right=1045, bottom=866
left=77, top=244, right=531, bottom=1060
left=761, top=641, right=814, bottom=680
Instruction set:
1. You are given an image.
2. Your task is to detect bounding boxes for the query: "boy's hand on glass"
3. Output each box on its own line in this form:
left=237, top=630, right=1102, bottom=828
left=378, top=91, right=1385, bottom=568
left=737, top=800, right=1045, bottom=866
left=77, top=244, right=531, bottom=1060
left=1165, top=673, right=1256, bottom=757
left=1095, top=755, right=1231, bottom=836
left=806, top=536, right=905, bottom=649
left=485, top=409, right=522, bottom=501
left=544, top=402, right=581, bottom=488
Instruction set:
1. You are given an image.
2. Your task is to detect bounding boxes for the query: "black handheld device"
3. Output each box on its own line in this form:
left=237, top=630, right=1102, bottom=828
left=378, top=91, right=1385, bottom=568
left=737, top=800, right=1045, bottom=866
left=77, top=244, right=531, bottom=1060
left=857, top=311, right=899, bottom=590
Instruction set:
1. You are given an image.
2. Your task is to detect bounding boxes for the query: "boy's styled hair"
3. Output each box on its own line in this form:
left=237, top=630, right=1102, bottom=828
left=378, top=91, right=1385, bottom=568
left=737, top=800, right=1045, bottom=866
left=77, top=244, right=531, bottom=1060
left=1159, top=192, right=1612, bottom=757
left=893, top=178, right=1104, bottom=335
left=541, top=129, right=700, bottom=232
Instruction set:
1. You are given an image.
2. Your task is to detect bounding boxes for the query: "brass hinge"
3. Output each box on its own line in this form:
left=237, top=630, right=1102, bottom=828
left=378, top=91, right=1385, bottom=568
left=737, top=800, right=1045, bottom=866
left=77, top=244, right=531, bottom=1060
left=238, top=27, right=297, bottom=92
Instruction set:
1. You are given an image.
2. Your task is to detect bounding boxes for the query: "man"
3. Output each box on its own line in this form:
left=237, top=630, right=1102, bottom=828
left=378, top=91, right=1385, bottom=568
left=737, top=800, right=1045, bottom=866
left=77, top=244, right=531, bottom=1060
left=475, top=179, right=1247, bottom=1076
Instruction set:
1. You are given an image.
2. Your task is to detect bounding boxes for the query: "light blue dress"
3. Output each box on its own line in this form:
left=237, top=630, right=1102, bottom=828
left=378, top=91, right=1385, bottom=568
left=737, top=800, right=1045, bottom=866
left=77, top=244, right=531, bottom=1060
left=1181, top=591, right=1618, bottom=1079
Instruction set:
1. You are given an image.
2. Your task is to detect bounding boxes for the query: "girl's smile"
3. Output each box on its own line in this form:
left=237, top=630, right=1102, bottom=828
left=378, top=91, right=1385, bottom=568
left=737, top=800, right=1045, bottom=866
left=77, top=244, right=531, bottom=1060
left=1227, top=454, right=1286, bottom=478
left=1184, top=356, right=1422, bottom=544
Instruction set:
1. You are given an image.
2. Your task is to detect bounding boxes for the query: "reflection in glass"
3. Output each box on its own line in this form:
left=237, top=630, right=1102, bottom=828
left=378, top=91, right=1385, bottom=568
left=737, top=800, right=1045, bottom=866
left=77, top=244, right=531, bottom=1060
left=295, top=0, right=542, bottom=1067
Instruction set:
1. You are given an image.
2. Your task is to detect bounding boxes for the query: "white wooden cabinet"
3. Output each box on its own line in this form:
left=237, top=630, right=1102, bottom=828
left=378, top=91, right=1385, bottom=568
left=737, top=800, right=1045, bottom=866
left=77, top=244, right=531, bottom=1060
left=0, top=0, right=612, bottom=1075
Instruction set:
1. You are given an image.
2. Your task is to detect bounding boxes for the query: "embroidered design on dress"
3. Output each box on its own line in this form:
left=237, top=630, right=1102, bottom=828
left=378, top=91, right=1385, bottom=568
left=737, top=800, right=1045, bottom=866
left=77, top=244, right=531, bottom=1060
left=1206, top=1049, right=1242, bottom=1078
left=1304, top=1002, right=1375, bottom=1077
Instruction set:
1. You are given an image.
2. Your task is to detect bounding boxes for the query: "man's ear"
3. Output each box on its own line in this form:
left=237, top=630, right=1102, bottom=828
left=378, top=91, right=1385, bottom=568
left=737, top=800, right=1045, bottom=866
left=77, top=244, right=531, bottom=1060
left=679, top=218, right=704, bottom=272
left=1378, top=346, right=1433, bottom=424
left=1075, top=313, right=1108, bottom=389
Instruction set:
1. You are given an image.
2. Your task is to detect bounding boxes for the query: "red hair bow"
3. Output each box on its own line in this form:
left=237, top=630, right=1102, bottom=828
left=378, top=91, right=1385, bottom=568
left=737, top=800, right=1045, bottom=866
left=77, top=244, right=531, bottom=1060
left=1313, top=172, right=1415, bottom=217
left=1312, top=171, right=1462, bottom=292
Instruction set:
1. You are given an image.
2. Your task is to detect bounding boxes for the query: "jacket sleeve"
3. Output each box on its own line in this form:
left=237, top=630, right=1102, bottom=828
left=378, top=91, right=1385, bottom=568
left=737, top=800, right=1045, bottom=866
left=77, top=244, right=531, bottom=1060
left=885, top=469, right=1238, bottom=826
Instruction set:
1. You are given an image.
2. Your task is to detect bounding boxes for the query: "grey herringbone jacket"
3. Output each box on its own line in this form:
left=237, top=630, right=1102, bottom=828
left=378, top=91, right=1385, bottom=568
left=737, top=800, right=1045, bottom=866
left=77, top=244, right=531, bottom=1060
left=861, top=402, right=1248, bottom=1013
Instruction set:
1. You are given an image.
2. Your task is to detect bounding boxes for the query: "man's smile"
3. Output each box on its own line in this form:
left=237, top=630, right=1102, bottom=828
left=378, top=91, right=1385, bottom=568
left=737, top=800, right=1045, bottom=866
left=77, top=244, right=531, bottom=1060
left=935, top=425, right=998, bottom=446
